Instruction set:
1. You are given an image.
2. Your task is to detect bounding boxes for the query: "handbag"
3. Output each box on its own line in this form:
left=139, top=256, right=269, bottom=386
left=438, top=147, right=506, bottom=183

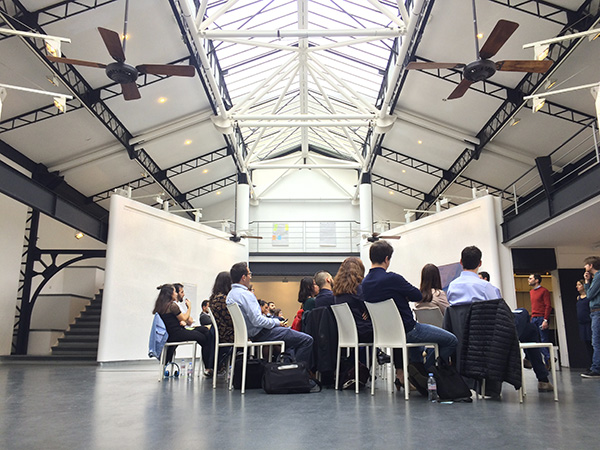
left=430, top=357, right=472, bottom=402
left=232, top=353, right=265, bottom=390
left=262, top=353, right=321, bottom=394
left=339, top=357, right=370, bottom=390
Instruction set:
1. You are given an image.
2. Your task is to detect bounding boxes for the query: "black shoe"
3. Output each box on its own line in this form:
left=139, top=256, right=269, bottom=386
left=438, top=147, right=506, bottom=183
left=581, top=371, right=600, bottom=378
left=377, top=350, right=391, bottom=365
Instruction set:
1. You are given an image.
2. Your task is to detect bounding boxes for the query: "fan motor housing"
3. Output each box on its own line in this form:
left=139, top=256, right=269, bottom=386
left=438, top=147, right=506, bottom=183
left=105, top=62, right=139, bottom=84
left=463, top=59, right=496, bottom=82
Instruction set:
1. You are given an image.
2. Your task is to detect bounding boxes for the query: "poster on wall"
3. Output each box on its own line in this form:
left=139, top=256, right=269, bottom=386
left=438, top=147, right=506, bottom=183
left=319, top=222, right=336, bottom=247
left=272, top=223, right=289, bottom=246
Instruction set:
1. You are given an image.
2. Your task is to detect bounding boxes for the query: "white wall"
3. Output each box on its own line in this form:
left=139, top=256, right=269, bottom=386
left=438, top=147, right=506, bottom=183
left=98, top=195, right=248, bottom=362
left=0, top=194, right=28, bottom=355
left=360, top=195, right=516, bottom=307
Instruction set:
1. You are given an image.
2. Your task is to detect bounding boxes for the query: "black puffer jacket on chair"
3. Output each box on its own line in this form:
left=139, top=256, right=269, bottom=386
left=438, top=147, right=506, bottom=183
left=460, top=298, right=522, bottom=390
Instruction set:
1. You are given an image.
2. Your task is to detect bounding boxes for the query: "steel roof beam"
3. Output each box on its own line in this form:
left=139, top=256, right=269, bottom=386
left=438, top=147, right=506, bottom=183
left=182, top=174, right=237, bottom=201
left=371, top=173, right=428, bottom=202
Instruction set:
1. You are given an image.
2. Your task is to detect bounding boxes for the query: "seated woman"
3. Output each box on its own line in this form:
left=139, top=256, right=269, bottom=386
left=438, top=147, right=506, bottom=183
left=153, top=284, right=214, bottom=376
left=415, top=263, right=449, bottom=315
left=209, top=271, right=233, bottom=373
left=298, top=276, right=319, bottom=312
left=333, top=257, right=372, bottom=343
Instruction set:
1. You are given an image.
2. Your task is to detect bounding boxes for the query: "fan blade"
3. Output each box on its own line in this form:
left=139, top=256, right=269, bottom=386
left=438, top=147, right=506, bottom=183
left=495, top=60, right=552, bottom=73
left=48, top=55, right=107, bottom=69
left=136, top=64, right=195, bottom=77
left=479, top=20, right=519, bottom=60
left=447, top=78, right=474, bottom=100
left=241, top=235, right=263, bottom=240
left=406, top=62, right=465, bottom=70
left=378, top=236, right=401, bottom=240
left=98, top=27, right=126, bottom=63
left=121, top=82, right=141, bottom=101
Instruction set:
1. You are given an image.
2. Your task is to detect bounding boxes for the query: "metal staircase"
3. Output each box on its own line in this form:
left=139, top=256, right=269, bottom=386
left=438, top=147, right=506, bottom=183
left=51, top=290, right=103, bottom=361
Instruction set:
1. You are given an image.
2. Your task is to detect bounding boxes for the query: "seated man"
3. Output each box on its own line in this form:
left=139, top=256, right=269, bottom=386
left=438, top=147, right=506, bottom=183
left=361, top=241, right=458, bottom=385
left=446, top=246, right=501, bottom=305
left=313, top=270, right=334, bottom=308
left=199, top=300, right=212, bottom=326
left=226, top=262, right=313, bottom=365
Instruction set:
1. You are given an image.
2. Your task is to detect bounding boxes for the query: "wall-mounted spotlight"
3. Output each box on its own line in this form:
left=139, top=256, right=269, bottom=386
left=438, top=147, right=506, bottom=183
left=510, top=117, right=521, bottom=126
left=534, top=43, right=549, bottom=61
left=74, top=231, right=84, bottom=240
left=53, top=96, right=67, bottom=113
left=44, top=38, right=62, bottom=57
left=532, top=97, right=545, bottom=113
left=546, top=79, right=557, bottom=90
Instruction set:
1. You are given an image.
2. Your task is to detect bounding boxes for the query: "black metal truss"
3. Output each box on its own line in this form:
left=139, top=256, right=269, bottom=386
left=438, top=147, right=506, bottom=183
left=182, top=174, right=237, bottom=202
left=0, top=3, right=196, bottom=217
left=0, top=0, right=117, bottom=41
left=487, top=0, right=576, bottom=28
left=411, top=56, right=596, bottom=126
left=91, top=147, right=230, bottom=203
left=0, top=56, right=191, bottom=135
left=371, top=174, right=428, bottom=202
left=414, top=1, right=600, bottom=215
left=379, top=147, right=514, bottom=202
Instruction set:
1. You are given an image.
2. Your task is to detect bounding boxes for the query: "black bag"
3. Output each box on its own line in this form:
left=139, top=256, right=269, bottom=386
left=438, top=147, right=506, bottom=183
left=232, top=353, right=265, bottom=390
left=408, top=362, right=429, bottom=397
left=262, top=353, right=321, bottom=394
left=430, top=358, right=472, bottom=401
left=339, top=357, right=370, bottom=390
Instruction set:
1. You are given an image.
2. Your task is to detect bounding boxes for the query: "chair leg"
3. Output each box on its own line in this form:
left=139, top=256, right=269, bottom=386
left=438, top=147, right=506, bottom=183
left=354, top=346, right=359, bottom=394
left=549, top=347, right=558, bottom=401
left=403, top=347, right=409, bottom=400
left=158, top=348, right=167, bottom=382
left=213, top=344, right=219, bottom=389
left=241, top=348, right=248, bottom=394
left=229, top=347, right=237, bottom=391
left=371, top=346, right=377, bottom=396
left=335, top=347, right=342, bottom=390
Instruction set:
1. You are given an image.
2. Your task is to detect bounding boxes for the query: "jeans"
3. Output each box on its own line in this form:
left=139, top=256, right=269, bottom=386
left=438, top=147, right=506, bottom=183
left=531, top=316, right=551, bottom=363
left=252, top=326, right=314, bottom=365
left=514, top=309, right=549, bottom=382
left=590, top=311, right=600, bottom=373
left=406, top=322, right=458, bottom=370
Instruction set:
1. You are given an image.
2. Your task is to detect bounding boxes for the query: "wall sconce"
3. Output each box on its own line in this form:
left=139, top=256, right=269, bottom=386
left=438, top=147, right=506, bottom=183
left=74, top=231, right=84, bottom=240
left=532, top=97, right=545, bottom=113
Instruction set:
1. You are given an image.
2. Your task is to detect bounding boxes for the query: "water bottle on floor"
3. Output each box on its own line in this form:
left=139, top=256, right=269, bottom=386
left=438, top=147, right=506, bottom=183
left=427, top=373, right=438, bottom=402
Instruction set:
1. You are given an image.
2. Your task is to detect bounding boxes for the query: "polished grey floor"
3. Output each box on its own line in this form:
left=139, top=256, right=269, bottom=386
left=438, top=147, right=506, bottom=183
left=0, top=361, right=598, bottom=450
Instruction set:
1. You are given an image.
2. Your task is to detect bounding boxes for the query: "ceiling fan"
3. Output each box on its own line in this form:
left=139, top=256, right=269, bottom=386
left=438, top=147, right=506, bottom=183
left=229, top=231, right=263, bottom=243
left=363, top=232, right=402, bottom=243
left=406, top=0, right=552, bottom=100
left=47, top=0, right=195, bottom=100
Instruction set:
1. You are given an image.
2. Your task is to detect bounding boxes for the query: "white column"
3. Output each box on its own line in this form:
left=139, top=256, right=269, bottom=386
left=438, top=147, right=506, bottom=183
left=359, top=175, right=373, bottom=233
left=236, top=175, right=250, bottom=233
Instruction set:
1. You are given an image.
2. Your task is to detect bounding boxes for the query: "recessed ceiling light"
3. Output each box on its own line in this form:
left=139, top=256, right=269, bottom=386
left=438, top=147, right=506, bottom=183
left=202, top=169, right=208, bottom=174
left=216, top=191, right=221, bottom=195
left=417, top=140, right=422, bottom=144
left=388, top=190, right=394, bottom=195
left=158, top=97, right=167, bottom=104
left=477, top=33, right=484, bottom=39
left=184, top=139, right=192, bottom=145
left=402, top=169, right=406, bottom=173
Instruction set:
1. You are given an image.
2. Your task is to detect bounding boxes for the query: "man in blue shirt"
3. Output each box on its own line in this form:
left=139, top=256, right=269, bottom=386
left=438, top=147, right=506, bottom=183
left=361, top=241, right=457, bottom=382
left=447, top=246, right=501, bottom=305
left=226, top=262, right=313, bottom=365
left=581, top=256, right=600, bottom=378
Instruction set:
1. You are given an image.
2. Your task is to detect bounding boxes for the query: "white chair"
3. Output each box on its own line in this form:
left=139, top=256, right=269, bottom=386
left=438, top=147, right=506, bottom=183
left=365, top=299, right=439, bottom=400
left=227, top=303, right=286, bottom=394
left=414, top=308, right=444, bottom=328
left=519, top=342, right=558, bottom=402
left=330, top=303, right=373, bottom=394
left=158, top=341, right=199, bottom=382
left=208, top=308, right=235, bottom=389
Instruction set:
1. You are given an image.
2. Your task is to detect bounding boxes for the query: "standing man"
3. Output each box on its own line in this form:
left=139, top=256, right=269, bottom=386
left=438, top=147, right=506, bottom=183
left=582, top=256, right=600, bottom=378
left=361, top=241, right=457, bottom=379
left=226, top=262, right=313, bottom=365
left=313, top=271, right=334, bottom=308
left=528, top=273, right=552, bottom=366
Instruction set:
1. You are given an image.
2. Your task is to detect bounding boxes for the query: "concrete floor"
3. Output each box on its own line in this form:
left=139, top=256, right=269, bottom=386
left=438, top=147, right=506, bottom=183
left=0, top=361, right=598, bottom=450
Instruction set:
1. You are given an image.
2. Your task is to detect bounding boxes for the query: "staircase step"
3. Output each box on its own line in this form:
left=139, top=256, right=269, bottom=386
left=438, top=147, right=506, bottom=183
left=64, top=329, right=99, bottom=336
left=59, top=335, right=99, bottom=343
left=52, top=344, right=98, bottom=352
left=75, top=316, right=101, bottom=323
left=51, top=350, right=98, bottom=358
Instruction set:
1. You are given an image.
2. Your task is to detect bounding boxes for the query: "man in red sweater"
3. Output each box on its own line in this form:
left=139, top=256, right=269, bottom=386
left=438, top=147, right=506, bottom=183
left=528, top=273, right=553, bottom=365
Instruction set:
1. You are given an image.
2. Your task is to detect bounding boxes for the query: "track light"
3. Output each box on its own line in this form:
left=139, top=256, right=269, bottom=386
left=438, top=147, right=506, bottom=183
left=44, top=38, right=61, bottom=57
left=546, top=79, right=557, bottom=90
left=534, top=44, right=549, bottom=61
left=53, top=96, right=67, bottom=113
left=510, top=117, right=521, bottom=126
left=532, top=97, right=545, bottom=113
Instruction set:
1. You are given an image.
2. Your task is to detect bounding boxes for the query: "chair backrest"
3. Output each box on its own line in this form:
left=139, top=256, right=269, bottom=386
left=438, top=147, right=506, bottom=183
left=208, top=308, right=220, bottom=345
left=331, top=303, right=359, bottom=346
left=365, top=299, right=407, bottom=347
left=227, top=303, right=249, bottom=346
left=414, top=308, right=444, bottom=328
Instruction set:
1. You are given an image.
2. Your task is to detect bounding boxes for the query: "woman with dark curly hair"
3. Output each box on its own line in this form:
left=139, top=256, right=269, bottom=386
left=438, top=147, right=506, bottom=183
left=152, top=284, right=214, bottom=375
left=333, top=257, right=372, bottom=343
left=298, top=276, right=318, bottom=312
